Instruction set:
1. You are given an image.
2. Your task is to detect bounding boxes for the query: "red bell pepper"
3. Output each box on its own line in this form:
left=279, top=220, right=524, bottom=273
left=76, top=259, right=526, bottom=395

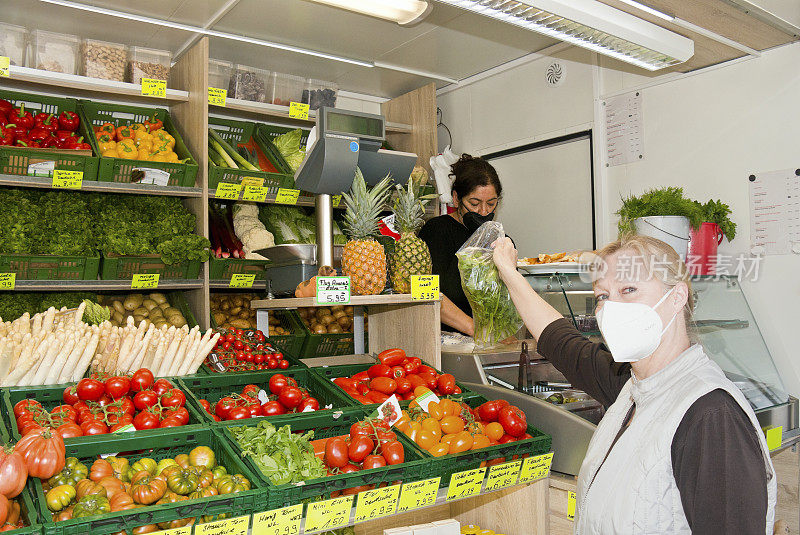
left=55, top=130, right=76, bottom=143
left=0, top=99, right=13, bottom=116
left=41, top=135, right=59, bottom=149
left=57, top=110, right=80, bottom=131
left=0, top=126, right=14, bottom=146
left=35, top=113, right=58, bottom=132
left=0, top=115, right=10, bottom=127
left=12, top=105, right=33, bottom=131
left=72, top=141, right=91, bottom=151
left=28, top=127, right=50, bottom=143
left=62, top=136, right=90, bottom=150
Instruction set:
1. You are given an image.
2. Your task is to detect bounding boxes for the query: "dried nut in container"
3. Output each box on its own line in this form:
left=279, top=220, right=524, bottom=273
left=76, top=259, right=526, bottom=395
left=130, top=61, right=170, bottom=84
left=82, top=41, right=127, bottom=81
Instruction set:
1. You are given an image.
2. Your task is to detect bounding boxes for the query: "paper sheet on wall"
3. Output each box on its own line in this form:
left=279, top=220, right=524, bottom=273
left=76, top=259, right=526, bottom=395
left=749, top=169, right=800, bottom=255
left=604, top=92, right=643, bottom=166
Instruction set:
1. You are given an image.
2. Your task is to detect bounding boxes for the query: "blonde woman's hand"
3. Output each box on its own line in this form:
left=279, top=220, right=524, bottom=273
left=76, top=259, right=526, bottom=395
left=492, top=237, right=518, bottom=277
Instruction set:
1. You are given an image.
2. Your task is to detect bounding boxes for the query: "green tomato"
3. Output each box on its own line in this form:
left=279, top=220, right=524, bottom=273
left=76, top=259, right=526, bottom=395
left=48, top=457, right=88, bottom=487
left=211, top=465, right=227, bottom=481
left=130, top=457, right=157, bottom=475
left=166, top=469, right=199, bottom=495
left=46, top=485, right=77, bottom=512
left=215, top=474, right=251, bottom=494
left=156, top=458, right=179, bottom=475
left=72, top=495, right=110, bottom=518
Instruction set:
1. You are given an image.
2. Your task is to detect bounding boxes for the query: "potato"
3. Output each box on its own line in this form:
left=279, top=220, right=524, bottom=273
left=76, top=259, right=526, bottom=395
left=142, top=299, right=158, bottom=311
left=133, top=314, right=146, bottom=324
left=332, top=310, right=347, bottom=320
left=132, top=306, right=148, bottom=317
left=331, top=305, right=344, bottom=312
left=315, top=308, right=329, bottom=321
left=313, top=324, right=327, bottom=334
left=320, top=314, right=335, bottom=326
left=161, top=306, right=178, bottom=316
left=228, top=306, right=242, bottom=316
left=213, top=312, right=227, bottom=325
left=220, top=301, right=231, bottom=311
left=149, top=293, right=167, bottom=304
left=337, top=316, right=351, bottom=328
left=344, top=306, right=354, bottom=315
left=149, top=308, right=164, bottom=318
left=112, top=311, right=124, bottom=324
left=327, top=323, right=343, bottom=334
left=229, top=319, right=250, bottom=329
left=231, top=296, right=244, bottom=308
left=157, top=302, right=169, bottom=310
left=123, top=295, right=143, bottom=311
left=170, top=316, right=187, bottom=328
left=154, top=320, right=168, bottom=329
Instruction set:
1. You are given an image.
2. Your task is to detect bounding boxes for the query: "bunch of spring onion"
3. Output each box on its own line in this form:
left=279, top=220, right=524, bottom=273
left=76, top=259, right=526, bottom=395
left=208, top=128, right=259, bottom=171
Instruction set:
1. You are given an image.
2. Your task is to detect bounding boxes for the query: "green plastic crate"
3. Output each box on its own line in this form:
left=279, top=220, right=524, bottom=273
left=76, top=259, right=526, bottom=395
left=179, top=368, right=355, bottom=426
left=404, top=395, right=552, bottom=487
left=208, top=257, right=269, bottom=281
left=208, top=117, right=293, bottom=192
left=294, top=311, right=366, bottom=358
left=78, top=101, right=198, bottom=187
left=312, top=363, right=477, bottom=408
left=3, top=484, right=43, bottom=535
left=0, top=254, right=100, bottom=280
left=207, top=308, right=306, bottom=360
left=33, top=427, right=264, bottom=535
left=0, top=89, right=99, bottom=180
left=216, top=406, right=431, bottom=510
left=99, top=254, right=202, bottom=280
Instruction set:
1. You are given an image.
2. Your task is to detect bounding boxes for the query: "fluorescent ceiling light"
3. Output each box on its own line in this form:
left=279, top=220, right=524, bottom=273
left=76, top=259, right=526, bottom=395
left=615, top=0, right=674, bottom=22
left=305, top=0, right=432, bottom=25
left=435, top=0, right=694, bottom=70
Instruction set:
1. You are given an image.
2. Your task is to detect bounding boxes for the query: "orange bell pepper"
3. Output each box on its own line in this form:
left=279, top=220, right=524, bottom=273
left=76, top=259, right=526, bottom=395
left=144, top=114, right=163, bottom=133
left=99, top=122, right=115, bottom=135
left=115, top=125, right=134, bottom=142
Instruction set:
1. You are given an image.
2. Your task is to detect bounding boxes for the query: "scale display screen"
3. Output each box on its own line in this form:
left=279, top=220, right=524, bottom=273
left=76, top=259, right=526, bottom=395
left=325, top=111, right=383, bottom=139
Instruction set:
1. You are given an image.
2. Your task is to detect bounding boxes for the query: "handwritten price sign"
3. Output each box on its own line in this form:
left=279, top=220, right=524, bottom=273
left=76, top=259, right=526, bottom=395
left=446, top=467, right=485, bottom=501
left=243, top=185, right=269, bottom=202
left=151, top=526, right=192, bottom=535
left=485, top=460, right=522, bottom=491
left=316, top=276, right=350, bottom=305
left=397, top=477, right=440, bottom=513
left=288, top=102, right=310, bottom=120
left=229, top=273, right=256, bottom=288
left=518, top=452, right=553, bottom=484
left=0, top=56, right=9, bottom=77
left=275, top=188, right=300, bottom=205
left=52, top=170, right=83, bottom=189
left=304, top=496, right=353, bottom=533
left=208, top=87, right=227, bottom=106
left=354, top=485, right=400, bottom=523
left=251, top=504, right=302, bottom=535
left=131, top=274, right=159, bottom=290
left=141, top=78, right=167, bottom=98
left=0, top=273, right=15, bottom=290
left=215, top=182, right=242, bottom=200
left=193, top=515, right=249, bottom=535
left=411, top=274, right=439, bottom=300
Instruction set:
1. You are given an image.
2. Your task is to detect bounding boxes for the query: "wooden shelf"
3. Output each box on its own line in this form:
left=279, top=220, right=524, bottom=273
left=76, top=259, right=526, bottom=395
left=7, top=280, right=204, bottom=291
left=209, top=280, right=267, bottom=290
left=252, top=293, right=438, bottom=310
left=0, top=174, right=202, bottom=197
left=4, top=66, right=189, bottom=104
left=211, top=98, right=413, bottom=134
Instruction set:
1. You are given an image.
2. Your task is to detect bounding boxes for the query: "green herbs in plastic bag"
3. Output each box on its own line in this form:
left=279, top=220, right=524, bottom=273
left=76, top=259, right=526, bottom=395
left=456, top=221, right=522, bottom=349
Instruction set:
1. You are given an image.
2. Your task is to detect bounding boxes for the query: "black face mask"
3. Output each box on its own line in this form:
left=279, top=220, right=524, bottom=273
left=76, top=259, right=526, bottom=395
left=462, top=208, right=495, bottom=232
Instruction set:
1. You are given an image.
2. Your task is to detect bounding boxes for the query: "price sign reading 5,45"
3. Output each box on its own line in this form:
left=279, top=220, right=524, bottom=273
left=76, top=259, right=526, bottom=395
left=411, top=274, right=439, bottom=301
left=316, top=276, right=350, bottom=305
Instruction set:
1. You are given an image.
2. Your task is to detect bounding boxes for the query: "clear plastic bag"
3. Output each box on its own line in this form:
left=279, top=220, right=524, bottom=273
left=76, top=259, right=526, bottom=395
left=456, top=221, right=523, bottom=349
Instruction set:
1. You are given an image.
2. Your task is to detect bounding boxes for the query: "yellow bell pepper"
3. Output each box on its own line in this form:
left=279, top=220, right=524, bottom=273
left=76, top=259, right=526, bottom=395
left=165, top=151, right=179, bottom=163
left=136, top=139, right=153, bottom=153
left=102, top=149, right=117, bottom=158
left=152, top=141, right=171, bottom=154
left=152, top=129, right=175, bottom=150
left=150, top=152, right=168, bottom=163
left=137, top=148, right=151, bottom=161
left=98, top=134, right=116, bottom=153
left=134, top=129, right=153, bottom=145
left=116, top=139, right=138, bottom=160
left=129, top=123, right=147, bottom=133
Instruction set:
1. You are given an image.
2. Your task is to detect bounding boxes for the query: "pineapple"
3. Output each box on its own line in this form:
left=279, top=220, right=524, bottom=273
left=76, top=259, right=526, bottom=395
left=390, top=180, right=436, bottom=293
left=341, top=168, right=393, bottom=295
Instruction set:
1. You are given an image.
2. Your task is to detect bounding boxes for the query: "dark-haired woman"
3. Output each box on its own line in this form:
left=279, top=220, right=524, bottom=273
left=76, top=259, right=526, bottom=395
left=418, top=154, right=503, bottom=336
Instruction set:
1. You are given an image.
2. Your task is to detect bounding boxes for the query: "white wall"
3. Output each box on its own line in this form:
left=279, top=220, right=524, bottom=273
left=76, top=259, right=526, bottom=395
left=438, top=41, right=800, bottom=397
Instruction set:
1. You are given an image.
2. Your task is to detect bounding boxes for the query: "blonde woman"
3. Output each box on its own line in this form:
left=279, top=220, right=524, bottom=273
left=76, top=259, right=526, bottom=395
left=492, top=235, right=775, bottom=535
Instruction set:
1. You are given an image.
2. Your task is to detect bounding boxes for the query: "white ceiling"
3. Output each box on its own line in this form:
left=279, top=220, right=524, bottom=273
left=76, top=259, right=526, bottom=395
left=1, top=0, right=559, bottom=98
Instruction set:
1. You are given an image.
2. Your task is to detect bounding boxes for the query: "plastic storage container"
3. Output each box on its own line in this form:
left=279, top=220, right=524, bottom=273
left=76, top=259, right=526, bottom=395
left=302, top=78, right=338, bottom=110
left=31, top=29, right=80, bottom=74
left=270, top=72, right=305, bottom=106
left=228, top=64, right=270, bottom=102
left=208, top=58, right=233, bottom=91
left=81, top=38, right=127, bottom=81
left=0, top=23, right=27, bottom=67
left=128, top=46, right=171, bottom=84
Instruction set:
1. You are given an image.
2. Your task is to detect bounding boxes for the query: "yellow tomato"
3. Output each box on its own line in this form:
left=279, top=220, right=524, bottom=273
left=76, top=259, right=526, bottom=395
left=484, top=422, right=504, bottom=442
left=421, top=417, right=441, bottom=439
left=440, top=415, right=465, bottom=435
left=416, top=430, right=438, bottom=450
left=439, top=399, right=458, bottom=417
left=428, top=443, right=450, bottom=457
left=471, top=434, right=491, bottom=450
left=413, top=386, right=431, bottom=398
left=426, top=402, right=443, bottom=421
left=407, top=421, right=422, bottom=443
left=441, top=433, right=457, bottom=447
left=449, top=431, right=474, bottom=454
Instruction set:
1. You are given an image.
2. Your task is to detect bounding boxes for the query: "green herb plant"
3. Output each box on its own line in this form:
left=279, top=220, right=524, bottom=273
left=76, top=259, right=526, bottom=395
left=695, top=199, right=737, bottom=241
left=616, top=187, right=704, bottom=237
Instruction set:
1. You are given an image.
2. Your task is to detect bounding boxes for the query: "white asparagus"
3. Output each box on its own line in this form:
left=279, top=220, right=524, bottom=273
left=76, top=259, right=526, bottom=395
left=56, top=334, right=88, bottom=384
left=0, top=340, right=12, bottom=382
left=129, top=324, right=155, bottom=372
left=73, top=301, right=87, bottom=327
left=188, top=332, right=221, bottom=374
left=116, top=329, right=136, bottom=373
left=71, top=333, right=99, bottom=382
left=31, top=312, right=43, bottom=338
left=30, top=333, right=64, bottom=385
left=17, top=337, right=52, bottom=386
left=42, top=334, right=75, bottom=385
left=168, top=329, right=194, bottom=376
left=141, top=338, right=158, bottom=371
left=2, top=337, right=37, bottom=386
left=158, top=329, right=183, bottom=377
left=42, top=308, right=55, bottom=333
left=177, top=328, right=202, bottom=376
left=151, top=337, right=167, bottom=375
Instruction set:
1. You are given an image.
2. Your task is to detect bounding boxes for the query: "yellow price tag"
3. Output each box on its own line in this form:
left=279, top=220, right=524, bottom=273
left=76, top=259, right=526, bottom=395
left=397, top=477, right=440, bottom=513
left=243, top=185, right=269, bottom=202
left=208, top=87, right=227, bottom=106
left=131, top=274, right=159, bottom=290
left=411, top=274, right=439, bottom=300
left=240, top=176, right=265, bottom=188
left=288, top=101, right=310, bottom=120
left=567, top=491, right=576, bottom=520
left=332, top=194, right=342, bottom=207
left=275, top=188, right=300, bottom=205
left=193, top=515, right=249, bottom=535
left=446, top=467, right=485, bottom=501
left=52, top=170, right=83, bottom=189
left=518, top=452, right=553, bottom=484
left=0, top=273, right=16, bottom=290
left=0, top=56, right=9, bottom=78
left=215, top=182, right=242, bottom=200
left=354, top=485, right=400, bottom=523
left=141, top=78, right=167, bottom=98
left=251, top=504, right=302, bottom=535
left=485, top=460, right=522, bottom=492
left=304, top=495, right=353, bottom=533
left=230, top=273, right=256, bottom=288
left=152, top=526, right=192, bottom=535
left=765, top=425, right=783, bottom=451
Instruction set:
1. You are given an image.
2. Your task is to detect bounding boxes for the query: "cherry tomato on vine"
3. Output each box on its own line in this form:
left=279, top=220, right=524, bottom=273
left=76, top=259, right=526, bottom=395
left=76, top=378, right=104, bottom=401
left=104, top=376, right=131, bottom=399
left=130, top=369, right=154, bottom=392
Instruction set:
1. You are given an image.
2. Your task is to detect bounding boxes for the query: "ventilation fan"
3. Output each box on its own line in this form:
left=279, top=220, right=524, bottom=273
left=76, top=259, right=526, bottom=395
left=545, top=61, right=565, bottom=87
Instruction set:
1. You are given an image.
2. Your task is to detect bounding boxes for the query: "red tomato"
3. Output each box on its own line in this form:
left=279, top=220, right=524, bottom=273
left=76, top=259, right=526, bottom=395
left=215, top=397, right=237, bottom=419
left=498, top=434, right=516, bottom=444
left=50, top=405, right=77, bottom=422
left=17, top=421, right=42, bottom=436
left=298, top=397, right=319, bottom=412
left=350, top=421, right=372, bottom=437
left=95, top=394, right=113, bottom=407
left=366, top=391, right=389, bottom=404
left=72, top=401, right=89, bottom=413
left=390, top=366, right=406, bottom=379
left=246, top=404, right=262, bottom=418
left=395, top=377, right=412, bottom=394
left=225, top=333, right=236, bottom=343
left=133, top=390, right=158, bottom=411
left=234, top=351, right=246, bottom=362
left=151, top=379, right=173, bottom=396
left=362, top=455, right=387, bottom=470
left=403, top=357, right=421, bottom=374
left=227, top=407, right=250, bottom=420
left=164, top=407, right=190, bottom=425
left=104, top=376, right=131, bottom=399
left=199, top=399, right=212, bottom=413
left=375, top=429, right=397, bottom=447
left=356, top=382, right=370, bottom=396
left=62, top=386, right=80, bottom=405
left=380, top=440, right=404, bottom=465
left=269, top=374, right=288, bottom=395
left=418, top=365, right=437, bottom=376
left=133, top=411, right=160, bottom=430
left=80, top=420, right=108, bottom=435
left=76, top=378, right=104, bottom=401
left=339, top=463, right=360, bottom=474
left=406, top=374, right=425, bottom=390
left=278, top=360, right=290, bottom=370
left=260, top=401, right=286, bottom=416
left=369, top=377, right=397, bottom=395
left=267, top=357, right=278, bottom=369
left=477, top=400, right=503, bottom=422
left=367, top=364, right=392, bottom=379
left=160, top=388, right=186, bottom=408
left=347, top=435, right=374, bottom=463
left=55, top=422, right=83, bottom=439
left=278, top=387, right=302, bottom=409
left=253, top=354, right=264, bottom=365
left=417, top=373, right=437, bottom=390
left=436, top=374, right=456, bottom=395
left=334, top=377, right=357, bottom=390
left=324, top=437, right=349, bottom=468
left=159, top=417, right=183, bottom=428
left=119, top=397, right=136, bottom=417
left=498, top=406, right=527, bottom=437
left=377, top=348, right=406, bottom=367
left=352, top=371, right=370, bottom=382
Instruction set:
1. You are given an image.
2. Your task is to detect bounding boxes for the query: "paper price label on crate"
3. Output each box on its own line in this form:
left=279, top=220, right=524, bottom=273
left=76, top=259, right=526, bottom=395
left=241, top=176, right=265, bottom=188
left=288, top=102, right=310, bottom=120
left=275, top=188, right=300, bottom=205
left=411, top=274, right=439, bottom=301
left=208, top=87, right=227, bottom=106
left=398, top=477, right=440, bottom=513
left=52, top=170, right=83, bottom=189
left=354, top=485, right=400, bottom=523
left=0, top=273, right=15, bottom=290
left=131, top=274, right=159, bottom=290
left=567, top=491, right=577, bottom=520
left=446, top=467, right=485, bottom=501
left=216, top=182, right=242, bottom=200
left=485, top=460, right=522, bottom=491
left=243, top=185, right=269, bottom=202
left=230, top=273, right=256, bottom=288
left=141, top=78, right=167, bottom=98
left=518, top=452, right=553, bottom=484
left=304, top=495, right=353, bottom=533
left=251, top=504, right=302, bottom=535
left=152, top=526, right=192, bottom=535
left=316, top=276, right=350, bottom=305
left=194, top=515, right=249, bottom=535
left=0, top=56, right=9, bottom=77
left=332, top=194, right=342, bottom=207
